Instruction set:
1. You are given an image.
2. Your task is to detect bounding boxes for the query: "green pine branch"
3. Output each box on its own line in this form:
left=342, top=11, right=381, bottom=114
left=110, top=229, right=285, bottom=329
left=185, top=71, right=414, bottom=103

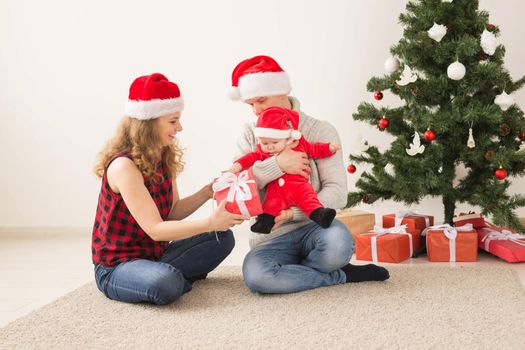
left=347, top=0, right=525, bottom=230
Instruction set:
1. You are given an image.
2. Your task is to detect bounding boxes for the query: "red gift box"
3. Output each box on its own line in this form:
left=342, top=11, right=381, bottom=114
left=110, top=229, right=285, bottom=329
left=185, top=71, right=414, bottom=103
left=453, top=211, right=486, bottom=229
left=478, top=224, right=525, bottom=263
left=426, top=224, right=478, bottom=262
left=212, top=169, right=263, bottom=217
left=355, top=226, right=413, bottom=263
left=383, top=211, right=433, bottom=254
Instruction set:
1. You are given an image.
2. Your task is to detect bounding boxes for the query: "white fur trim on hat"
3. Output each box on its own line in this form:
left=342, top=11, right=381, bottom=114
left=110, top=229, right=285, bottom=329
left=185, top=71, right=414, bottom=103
left=254, top=127, right=291, bottom=139
left=125, top=97, right=184, bottom=120
left=238, top=71, right=291, bottom=101
left=226, top=86, right=241, bottom=101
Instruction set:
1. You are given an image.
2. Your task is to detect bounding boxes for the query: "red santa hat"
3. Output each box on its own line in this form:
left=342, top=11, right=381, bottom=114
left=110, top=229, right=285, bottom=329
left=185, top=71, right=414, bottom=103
left=125, top=73, right=184, bottom=120
left=254, top=107, right=302, bottom=140
left=226, top=55, right=291, bottom=101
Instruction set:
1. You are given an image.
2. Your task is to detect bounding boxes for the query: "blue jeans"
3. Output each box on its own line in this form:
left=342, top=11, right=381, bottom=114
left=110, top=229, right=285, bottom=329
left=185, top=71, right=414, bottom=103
left=94, top=230, right=235, bottom=305
left=242, top=220, right=353, bottom=294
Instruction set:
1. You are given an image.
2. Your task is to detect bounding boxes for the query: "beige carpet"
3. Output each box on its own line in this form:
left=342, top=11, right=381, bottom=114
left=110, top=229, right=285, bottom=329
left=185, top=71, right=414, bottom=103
left=1, top=266, right=524, bottom=350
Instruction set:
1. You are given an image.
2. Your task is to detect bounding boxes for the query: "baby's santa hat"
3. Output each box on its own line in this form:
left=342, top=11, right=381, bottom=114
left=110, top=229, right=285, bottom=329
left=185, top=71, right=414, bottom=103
left=254, top=107, right=301, bottom=140
left=125, top=73, right=184, bottom=120
left=226, top=55, right=291, bottom=101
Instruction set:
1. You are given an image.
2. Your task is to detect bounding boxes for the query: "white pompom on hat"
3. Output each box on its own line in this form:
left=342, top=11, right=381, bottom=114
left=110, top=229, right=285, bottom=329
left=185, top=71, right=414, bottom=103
left=227, top=55, right=291, bottom=101
left=125, top=73, right=184, bottom=120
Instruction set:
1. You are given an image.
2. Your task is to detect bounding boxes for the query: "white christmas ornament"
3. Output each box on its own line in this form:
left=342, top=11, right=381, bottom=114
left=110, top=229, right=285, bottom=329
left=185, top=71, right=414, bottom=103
left=442, top=0, right=453, bottom=2
left=384, top=56, right=400, bottom=73
left=396, top=65, right=418, bottom=86
left=467, top=128, right=476, bottom=148
left=494, top=91, right=515, bottom=111
left=414, top=68, right=428, bottom=79
left=353, top=132, right=370, bottom=152
left=438, top=165, right=443, bottom=173
left=447, top=61, right=466, bottom=80
left=480, top=29, right=497, bottom=56
left=406, top=133, right=425, bottom=156
left=491, top=135, right=500, bottom=143
left=426, top=105, right=440, bottom=113
left=384, top=163, right=395, bottom=176
left=453, top=163, right=469, bottom=188
left=428, top=23, right=447, bottom=42
left=518, top=142, right=525, bottom=154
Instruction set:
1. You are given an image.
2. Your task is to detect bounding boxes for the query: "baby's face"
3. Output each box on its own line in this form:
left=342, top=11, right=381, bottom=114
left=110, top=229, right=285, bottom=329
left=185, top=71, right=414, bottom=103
left=259, top=137, right=288, bottom=155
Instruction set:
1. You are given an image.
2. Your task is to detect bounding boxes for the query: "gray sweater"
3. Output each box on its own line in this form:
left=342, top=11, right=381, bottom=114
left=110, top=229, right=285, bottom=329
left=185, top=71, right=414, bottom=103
left=235, top=96, right=348, bottom=248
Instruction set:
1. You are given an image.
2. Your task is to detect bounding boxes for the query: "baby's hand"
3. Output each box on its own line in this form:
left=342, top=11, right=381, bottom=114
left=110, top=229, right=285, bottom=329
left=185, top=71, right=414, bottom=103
left=329, top=143, right=341, bottom=153
left=227, top=163, right=242, bottom=174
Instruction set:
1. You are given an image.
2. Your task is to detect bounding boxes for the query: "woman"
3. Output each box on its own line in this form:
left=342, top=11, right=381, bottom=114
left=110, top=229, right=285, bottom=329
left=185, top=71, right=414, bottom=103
left=92, top=73, right=247, bottom=305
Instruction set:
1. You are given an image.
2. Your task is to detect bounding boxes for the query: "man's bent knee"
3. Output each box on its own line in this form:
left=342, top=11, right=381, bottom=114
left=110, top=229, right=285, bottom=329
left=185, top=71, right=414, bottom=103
left=313, top=221, right=354, bottom=272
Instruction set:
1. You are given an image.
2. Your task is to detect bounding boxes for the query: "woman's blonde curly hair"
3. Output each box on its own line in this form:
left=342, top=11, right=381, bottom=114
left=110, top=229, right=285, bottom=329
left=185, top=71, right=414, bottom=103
left=94, top=116, right=184, bottom=183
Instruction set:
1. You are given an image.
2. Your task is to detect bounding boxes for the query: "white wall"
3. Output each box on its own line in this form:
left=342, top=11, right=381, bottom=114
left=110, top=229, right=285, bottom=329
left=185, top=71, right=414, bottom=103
left=1, top=0, right=524, bottom=228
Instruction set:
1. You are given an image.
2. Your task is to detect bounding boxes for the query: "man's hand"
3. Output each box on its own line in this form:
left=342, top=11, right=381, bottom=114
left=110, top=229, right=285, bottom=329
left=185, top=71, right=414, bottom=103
left=272, top=208, right=294, bottom=231
left=276, top=142, right=310, bottom=178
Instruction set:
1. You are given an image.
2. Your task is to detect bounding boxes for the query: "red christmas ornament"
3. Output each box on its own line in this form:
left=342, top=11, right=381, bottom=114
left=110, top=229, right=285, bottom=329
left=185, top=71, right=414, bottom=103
left=519, top=131, right=525, bottom=141
left=347, top=164, right=357, bottom=174
left=378, top=117, right=390, bottom=129
left=495, top=167, right=507, bottom=180
left=374, top=91, right=383, bottom=100
left=424, top=129, right=436, bottom=141
left=487, top=23, right=496, bottom=31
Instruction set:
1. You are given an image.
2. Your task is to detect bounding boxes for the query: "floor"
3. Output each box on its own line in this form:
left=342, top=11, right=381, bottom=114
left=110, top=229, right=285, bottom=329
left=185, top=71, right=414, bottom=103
left=1, top=225, right=524, bottom=328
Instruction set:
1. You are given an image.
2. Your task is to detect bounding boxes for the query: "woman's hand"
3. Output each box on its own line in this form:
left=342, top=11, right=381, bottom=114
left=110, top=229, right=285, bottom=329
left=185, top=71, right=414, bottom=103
left=209, top=200, right=248, bottom=231
left=272, top=208, right=294, bottom=230
left=201, top=182, right=214, bottom=199
left=276, top=142, right=310, bottom=178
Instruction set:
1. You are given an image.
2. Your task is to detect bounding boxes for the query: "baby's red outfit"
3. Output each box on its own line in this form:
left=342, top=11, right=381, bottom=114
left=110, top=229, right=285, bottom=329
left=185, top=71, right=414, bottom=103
left=235, top=137, right=335, bottom=217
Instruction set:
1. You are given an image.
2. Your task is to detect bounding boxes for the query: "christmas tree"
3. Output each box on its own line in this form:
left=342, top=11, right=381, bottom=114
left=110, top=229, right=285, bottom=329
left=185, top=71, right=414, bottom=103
left=347, top=0, right=525, bottom=229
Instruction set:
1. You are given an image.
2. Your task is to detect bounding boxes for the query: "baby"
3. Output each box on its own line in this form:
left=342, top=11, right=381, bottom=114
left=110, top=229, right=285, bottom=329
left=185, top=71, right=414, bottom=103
left=228, top=107, right=340, bottom=233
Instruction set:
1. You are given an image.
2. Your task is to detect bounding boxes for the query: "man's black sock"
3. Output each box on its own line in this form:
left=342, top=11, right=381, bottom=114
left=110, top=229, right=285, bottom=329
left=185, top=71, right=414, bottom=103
left=341, top=263, right=390, bottom=283
left=186, top=273, right=208, bottom=284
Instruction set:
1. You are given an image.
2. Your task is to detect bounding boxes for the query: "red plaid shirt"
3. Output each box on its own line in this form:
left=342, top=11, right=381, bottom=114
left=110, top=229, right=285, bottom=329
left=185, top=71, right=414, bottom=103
left=91, top=154, right=172, bottom=266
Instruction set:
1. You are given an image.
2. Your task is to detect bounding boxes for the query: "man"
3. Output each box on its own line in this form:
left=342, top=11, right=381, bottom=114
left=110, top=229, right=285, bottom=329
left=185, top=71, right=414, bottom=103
left=227, top=55, right=389, bottom=293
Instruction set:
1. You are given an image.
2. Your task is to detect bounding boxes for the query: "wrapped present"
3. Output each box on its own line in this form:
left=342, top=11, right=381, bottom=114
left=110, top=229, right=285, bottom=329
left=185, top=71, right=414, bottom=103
left=212, top=169, right=263, bottom=217
left=336, top=209, right=375, bottom=240
left=453, top=211, right=486, bottom=229
left=382, top=211, right=433, bottom=254
left=425, top=224, right=478, bottom=262
left=478, top=224, right=525, bottom=263
left=355, top=225, right=413, bottom=263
